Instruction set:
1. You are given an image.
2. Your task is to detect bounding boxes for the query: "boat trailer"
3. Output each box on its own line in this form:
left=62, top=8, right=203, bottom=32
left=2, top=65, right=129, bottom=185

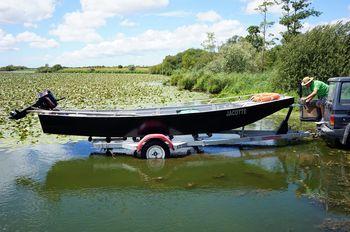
left=90, top=107, right=310, bottom=159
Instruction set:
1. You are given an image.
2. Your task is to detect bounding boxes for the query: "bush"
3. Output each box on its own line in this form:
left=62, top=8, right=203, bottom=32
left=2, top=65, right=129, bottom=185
left=0, top=65, right=27, bottom=71
left=128, top=65, right=136, bottom=71
left=169, top=71, right=184, bottom=86
left=276, top=22, right=350, bottom=91
left=220, top=41, right=258, bottom=73
left=51, top=64, right=63, bottom=72
left=177, top=75, right=197, bottom=90
left=204, top=58, right=225, bottom=73
left=37, top=64, right=63, bottom=73
left=207, top=76, right=226, bottom=94
left=193, top=73, right=211, bottom=91
left=150, top=49, right=215, bottom=75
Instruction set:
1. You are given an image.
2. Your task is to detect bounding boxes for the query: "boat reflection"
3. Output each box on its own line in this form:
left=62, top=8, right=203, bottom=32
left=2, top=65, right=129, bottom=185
left=15, top=140, right=350, bottom=214
left=43, top=155, right=287, bottom=191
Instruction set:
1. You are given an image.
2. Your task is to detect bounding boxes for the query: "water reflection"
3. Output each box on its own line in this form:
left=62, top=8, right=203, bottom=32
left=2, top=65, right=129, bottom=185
left=242, top=143, right=350, bottom=214
left=1, top=138, right=349, bottom=231
left=11, top=140, right=350, bottom=215
left=17, top=155, right=287, bottom=194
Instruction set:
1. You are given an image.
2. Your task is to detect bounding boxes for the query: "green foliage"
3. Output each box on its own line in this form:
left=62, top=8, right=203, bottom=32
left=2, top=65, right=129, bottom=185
left=213, top=41, right=258, bottom=73
left=206, top=74, right=231, bottom=94
left=37, top=64, right=63, bottom=73
left=224, top=35, right=244, bottom=46
left=279, top=0, right=322, bottom=42
left=0, top=65, right=28, bottom=71
left=150, top=49, right=215, bottom=75
left=204, top=58, right=225, bottom=73
left=201, top=32, right=217, bottom=52
left=276, top=22, right=350, bottom=91
left=265, top=45, right=281, bottom=69
left=178, top=75, right=197, bottom=91
left=51, top=64, right=63, bottom=72
left=128, top=65, right=136, bottom=71
left=221, top=71, right=278, bottom=95
left=245, top=26, right=264, bottom=51
left=60, top=66, right=149, bottom=74
left=169, top=69, right=279, bottom=95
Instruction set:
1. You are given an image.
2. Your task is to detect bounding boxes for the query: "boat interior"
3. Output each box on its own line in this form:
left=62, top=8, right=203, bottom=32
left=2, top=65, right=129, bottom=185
left=31, top=95, right=292, bottom=117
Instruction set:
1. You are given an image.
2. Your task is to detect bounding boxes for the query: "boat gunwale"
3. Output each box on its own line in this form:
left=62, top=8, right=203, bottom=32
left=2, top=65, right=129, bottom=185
left=33, top=96, right=294, bottom=118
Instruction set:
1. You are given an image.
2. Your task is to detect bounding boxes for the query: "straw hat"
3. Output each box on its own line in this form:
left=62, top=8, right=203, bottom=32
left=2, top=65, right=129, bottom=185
left=301, top=76, right=314, bottom=86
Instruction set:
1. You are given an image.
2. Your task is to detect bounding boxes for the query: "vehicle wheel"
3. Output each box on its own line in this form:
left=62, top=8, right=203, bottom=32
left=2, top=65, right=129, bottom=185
left=325, top=138, right=343, bottom=148
left=141, top=140, right=170, bottom=159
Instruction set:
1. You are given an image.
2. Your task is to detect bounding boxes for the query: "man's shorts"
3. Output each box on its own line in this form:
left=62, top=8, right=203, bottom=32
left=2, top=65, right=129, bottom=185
left=316, top=97, right=327, bottom=107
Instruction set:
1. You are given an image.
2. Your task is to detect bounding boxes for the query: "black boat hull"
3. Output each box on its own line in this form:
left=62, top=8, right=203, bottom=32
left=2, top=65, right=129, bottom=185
left=38, top=97, right=294, bottom=137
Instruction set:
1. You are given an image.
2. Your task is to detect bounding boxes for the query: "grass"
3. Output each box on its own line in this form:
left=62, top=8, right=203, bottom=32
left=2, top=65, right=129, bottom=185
left=0, top=73, right=206, bottom=145
left=169, top=69, right=298, bottom=97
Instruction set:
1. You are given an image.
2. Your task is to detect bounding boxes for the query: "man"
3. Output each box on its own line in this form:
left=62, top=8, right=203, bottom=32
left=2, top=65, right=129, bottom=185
left=301, top=76, right=329, bottom=121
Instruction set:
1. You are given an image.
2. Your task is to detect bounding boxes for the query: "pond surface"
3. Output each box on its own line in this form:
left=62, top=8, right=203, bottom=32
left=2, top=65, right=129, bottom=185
left=0, top=138, right=350, bottom=232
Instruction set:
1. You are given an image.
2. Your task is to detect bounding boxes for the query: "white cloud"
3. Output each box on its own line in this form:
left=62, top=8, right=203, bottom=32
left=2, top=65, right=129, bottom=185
left=120, top=19, right=138, bottom=27
left=241, top=0, right=282, bottom=15
left=268, top=23, right=285, bottom=41
left=55, top=19, right=246, bottom=65
left=196, top=11, right=222, bottom=22
left=50, top=11, right=105, bottom=42
left=0, top=29, right=58, bottom=51
left=23, top=22, right=38, bottom=29
left=156, top=11, right=191, bottom=17
left=0, top=0, right=56, bottom=26
left=51, top=0, right=169, bottom=42
left=80, top=0, right=169, bottom=15
left=0, top=29, right=18, bottom=51
left=16, top=31, right=59, bottom=48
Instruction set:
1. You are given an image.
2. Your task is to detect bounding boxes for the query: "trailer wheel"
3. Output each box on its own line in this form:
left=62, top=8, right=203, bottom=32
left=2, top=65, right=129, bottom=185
left=141, top=140, right=170, bottom=159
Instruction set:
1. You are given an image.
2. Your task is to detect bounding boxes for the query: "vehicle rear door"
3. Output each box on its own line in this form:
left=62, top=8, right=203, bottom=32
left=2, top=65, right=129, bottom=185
left=334, top=81, right=350, bottom=129
left=323, top=81, right=336, bottom=124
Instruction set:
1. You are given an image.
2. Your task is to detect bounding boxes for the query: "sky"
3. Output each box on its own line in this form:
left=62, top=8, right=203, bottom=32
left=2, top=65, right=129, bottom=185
left=0, top=0, right=349, bottom=67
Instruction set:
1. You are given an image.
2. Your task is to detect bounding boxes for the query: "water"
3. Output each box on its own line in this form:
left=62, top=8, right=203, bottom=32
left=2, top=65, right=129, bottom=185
left=0, top=138, right=350, bottom=231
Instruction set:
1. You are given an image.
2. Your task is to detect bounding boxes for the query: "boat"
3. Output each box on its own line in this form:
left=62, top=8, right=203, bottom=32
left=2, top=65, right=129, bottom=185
left=10, top=90, right=294, bottom=138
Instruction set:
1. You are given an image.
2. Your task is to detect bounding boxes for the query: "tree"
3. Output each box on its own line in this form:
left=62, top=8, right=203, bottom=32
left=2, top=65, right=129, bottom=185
left=201, top=32, right=217, bottom=52
left=279, top=0, right=322, bottom=42
left=276, top=22, right=350, bottom=91
left=255, top=0, right=276, bottom=70
left=245, top=26, right=264, bottom=51
left=51, top=64, right=63, bottom=72
left=206, top=41, right=258, bottom=73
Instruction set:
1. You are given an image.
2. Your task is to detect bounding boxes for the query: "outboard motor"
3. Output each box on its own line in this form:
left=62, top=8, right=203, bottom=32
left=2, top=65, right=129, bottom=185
left=9, top=90, right=60, bottom=120
left=34, top=90, right=58, bottom=110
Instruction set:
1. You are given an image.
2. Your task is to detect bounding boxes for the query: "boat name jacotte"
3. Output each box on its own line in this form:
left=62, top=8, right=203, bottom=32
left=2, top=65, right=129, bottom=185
left=226, top=108, right=247, bottom=117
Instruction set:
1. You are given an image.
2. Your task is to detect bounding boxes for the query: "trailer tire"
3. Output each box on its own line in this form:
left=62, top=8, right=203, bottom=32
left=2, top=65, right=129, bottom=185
left=141, top=140, right=170, bottom=159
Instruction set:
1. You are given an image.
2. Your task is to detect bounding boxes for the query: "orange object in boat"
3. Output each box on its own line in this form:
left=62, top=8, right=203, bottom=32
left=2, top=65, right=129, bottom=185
left=251, top=93, right=281, bottom=102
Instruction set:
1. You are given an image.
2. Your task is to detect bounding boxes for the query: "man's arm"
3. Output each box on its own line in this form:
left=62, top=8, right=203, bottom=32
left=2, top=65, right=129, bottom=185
left=305, top=89, right=318, bottom=102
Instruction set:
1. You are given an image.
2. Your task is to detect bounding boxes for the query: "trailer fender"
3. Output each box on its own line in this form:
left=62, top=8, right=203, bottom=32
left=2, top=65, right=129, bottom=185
left=137, top=134, right=174, bottom=153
